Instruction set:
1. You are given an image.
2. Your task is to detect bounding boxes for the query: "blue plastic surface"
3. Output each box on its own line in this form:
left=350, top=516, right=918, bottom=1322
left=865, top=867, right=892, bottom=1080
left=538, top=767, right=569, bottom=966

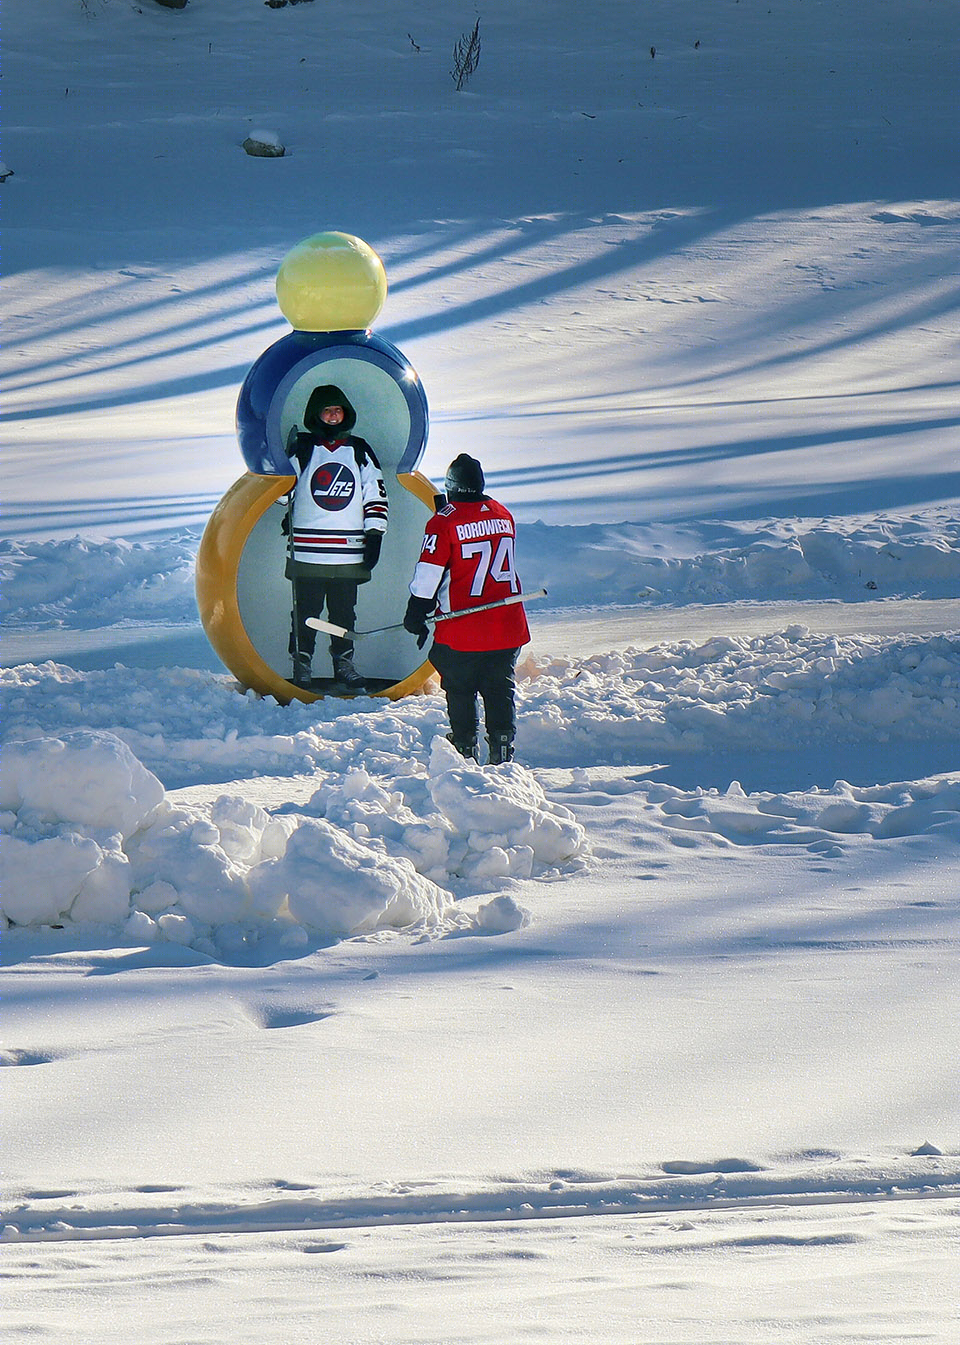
left=236, top=330, right=429, bottom=476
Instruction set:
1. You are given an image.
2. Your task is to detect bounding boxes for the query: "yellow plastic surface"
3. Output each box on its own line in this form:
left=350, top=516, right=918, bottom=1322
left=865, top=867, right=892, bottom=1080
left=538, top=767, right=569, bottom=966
left=196, top=472, right=435, bottom=704
left=275, top=232, right=387, bottom=333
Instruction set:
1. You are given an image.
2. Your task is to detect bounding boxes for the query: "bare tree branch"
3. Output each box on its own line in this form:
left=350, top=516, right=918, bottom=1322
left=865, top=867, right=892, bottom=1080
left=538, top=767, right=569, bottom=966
left=452, top=18, right=481, bottom=91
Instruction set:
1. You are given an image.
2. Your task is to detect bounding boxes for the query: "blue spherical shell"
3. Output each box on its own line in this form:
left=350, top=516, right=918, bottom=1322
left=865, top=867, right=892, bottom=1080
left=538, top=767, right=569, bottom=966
left=236, top=330, right=428, bottom=476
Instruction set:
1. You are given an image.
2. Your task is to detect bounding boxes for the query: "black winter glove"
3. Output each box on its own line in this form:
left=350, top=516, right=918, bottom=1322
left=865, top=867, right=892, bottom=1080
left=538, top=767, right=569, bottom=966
left=362, top=531, right=383, bottom=571
left=280, top=512, right=290, bottom=536
left=403, top=595, right=434, bottom=649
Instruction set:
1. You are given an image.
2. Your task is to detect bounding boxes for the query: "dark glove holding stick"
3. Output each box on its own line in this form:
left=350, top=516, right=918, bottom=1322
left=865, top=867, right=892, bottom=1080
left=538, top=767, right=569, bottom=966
left=363, top=531, right=383, bottom=571
left=403, top=595, right=434, bottom=649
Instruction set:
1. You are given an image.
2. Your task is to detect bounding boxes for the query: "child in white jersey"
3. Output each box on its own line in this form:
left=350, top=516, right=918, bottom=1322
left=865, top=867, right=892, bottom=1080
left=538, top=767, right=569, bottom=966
left=285, top=384, right=388, bottom=689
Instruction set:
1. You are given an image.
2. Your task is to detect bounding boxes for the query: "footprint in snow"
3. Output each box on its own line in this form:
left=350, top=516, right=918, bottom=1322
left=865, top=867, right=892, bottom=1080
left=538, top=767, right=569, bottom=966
left=0, top=1048, right=61, bottom=1067
left=243, top=1004, right=335, bottom=1030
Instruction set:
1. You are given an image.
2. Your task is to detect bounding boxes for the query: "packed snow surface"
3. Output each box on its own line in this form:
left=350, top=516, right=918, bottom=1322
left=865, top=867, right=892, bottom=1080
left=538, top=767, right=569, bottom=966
left=3, top=0, right=960, bottom=1339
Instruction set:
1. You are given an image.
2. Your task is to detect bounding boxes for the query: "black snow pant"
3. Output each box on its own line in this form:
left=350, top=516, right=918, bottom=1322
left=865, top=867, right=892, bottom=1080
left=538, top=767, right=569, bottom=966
left=290, top=577, right=359, bottom=662
left=428, top=643, right=520, bottom=745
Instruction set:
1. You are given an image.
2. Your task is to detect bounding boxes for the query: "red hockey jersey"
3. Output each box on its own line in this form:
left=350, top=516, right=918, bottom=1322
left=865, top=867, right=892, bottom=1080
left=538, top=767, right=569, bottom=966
left=410, top=498, right=530, bottom=652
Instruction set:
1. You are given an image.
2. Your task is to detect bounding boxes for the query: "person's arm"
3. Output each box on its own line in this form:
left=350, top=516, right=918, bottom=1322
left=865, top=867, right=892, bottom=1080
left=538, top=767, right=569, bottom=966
left=285, top=427, right=313, bottom=478
left=358, top=440, right=389, bottom=535
left=281, top=430, right=312, bottom=533
left=404, top=517, right=449, bottom=645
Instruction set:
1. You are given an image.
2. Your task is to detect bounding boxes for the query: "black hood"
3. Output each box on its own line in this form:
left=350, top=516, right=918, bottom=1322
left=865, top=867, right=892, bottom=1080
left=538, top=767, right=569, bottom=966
left=303, top=385, right=358, bottom=439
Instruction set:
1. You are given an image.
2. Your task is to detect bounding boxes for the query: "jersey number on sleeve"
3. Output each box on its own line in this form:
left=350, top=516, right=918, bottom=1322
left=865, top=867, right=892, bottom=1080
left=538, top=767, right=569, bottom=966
left=461, top=535, right=520, bottom=596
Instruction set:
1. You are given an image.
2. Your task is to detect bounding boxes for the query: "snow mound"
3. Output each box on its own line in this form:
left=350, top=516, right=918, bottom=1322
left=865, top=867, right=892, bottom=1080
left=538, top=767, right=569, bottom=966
left=1, top=729, right=165, bottom=836
left=0, top=731, right=580, bottom=952
left=427, top=734, right=585, bottom=868
left=0, top=731, right=164, bottom=927
left=306, top=736, right=587, bottom=890
left=125, top=799, right=253, bottom=928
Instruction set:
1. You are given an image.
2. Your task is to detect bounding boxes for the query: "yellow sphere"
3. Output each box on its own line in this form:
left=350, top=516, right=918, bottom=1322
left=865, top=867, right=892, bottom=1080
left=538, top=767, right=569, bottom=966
left=275, top=231, right=387, bottom=332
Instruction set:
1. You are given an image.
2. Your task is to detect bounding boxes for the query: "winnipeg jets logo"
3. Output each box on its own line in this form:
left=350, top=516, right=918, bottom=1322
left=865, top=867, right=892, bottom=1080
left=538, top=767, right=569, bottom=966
left=311, top=462, right=355, bottom=511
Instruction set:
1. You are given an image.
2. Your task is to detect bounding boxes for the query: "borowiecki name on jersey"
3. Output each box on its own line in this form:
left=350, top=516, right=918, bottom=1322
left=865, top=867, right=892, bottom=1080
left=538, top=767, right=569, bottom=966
left=454, top=517, right=513, bottom=542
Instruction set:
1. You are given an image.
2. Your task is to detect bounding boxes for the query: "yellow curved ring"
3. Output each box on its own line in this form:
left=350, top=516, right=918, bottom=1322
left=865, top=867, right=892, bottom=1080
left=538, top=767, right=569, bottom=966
left=197, top=472, right=437, bottom=704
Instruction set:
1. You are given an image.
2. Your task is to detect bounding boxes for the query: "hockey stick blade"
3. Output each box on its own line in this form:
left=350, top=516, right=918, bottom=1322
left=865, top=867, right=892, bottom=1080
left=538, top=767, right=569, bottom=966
left=304, top=616, right=366, bottom=640
left=305, top=588, right=547, bottom=642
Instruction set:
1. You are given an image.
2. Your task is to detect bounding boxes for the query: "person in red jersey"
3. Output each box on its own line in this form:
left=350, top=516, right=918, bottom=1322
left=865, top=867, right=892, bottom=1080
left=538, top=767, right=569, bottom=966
left=404, top=454, right=529, bottom=764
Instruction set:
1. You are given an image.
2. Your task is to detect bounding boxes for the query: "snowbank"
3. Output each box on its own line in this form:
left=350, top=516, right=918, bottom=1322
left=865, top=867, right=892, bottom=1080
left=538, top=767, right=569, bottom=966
left=3, top=510, right=960, bottom=633
left=637, top=774, right=960, bottom=852
left=0, top=534, right=198, bottom=628
left=5, top=629, right=959, bottom=788
left=523, top=510, right=960, bottom=607
left=2, top=626, right=957, bottom=948
left=5, top=618, right=957, bottom=955
left=518, top=628, right=960, bottom=765
left=0, top=729, right=585, bottom=952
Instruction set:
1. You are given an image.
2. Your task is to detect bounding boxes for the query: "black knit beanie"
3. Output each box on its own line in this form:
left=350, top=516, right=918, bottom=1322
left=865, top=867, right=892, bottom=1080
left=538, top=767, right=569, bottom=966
left=444, top=454, right=485, bottom=500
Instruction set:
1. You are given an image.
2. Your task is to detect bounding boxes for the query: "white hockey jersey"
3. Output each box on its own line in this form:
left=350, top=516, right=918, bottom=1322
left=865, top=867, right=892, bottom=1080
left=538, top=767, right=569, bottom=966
left=290, top=438, right=388, bottom=568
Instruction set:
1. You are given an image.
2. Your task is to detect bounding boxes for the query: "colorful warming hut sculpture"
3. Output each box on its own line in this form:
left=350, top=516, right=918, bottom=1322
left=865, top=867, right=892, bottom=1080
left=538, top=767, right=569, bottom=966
left=196, top=232, right=437, bottom=703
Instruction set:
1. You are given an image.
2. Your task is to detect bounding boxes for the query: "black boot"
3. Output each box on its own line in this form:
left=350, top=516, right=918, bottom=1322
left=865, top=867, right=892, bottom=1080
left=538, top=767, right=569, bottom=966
left=446, top=732, right=479, bottom=762
left=332, top=650, right=365, bottom=691
left=290, top=652, right=313, bottom=688
left=487, top=731, right=514, bottom=765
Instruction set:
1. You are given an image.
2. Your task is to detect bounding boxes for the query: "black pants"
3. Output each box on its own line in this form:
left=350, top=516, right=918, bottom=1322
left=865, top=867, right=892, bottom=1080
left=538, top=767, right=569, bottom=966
left=290, top=577, right=358, bottom=661
left=429, top=643, right=520, bottom=743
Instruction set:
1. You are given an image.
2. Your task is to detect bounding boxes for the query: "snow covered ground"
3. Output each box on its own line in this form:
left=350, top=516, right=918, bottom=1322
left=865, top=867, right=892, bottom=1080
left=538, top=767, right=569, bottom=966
left=3, top=0, right=960, bottom=1340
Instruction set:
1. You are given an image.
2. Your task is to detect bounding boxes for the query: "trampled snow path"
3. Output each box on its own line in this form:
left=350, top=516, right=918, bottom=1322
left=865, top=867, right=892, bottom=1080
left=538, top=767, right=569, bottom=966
left=3, top=597, right=959, bottom=674
left=532, top=597, right=960, bottom=656
left=6, top=1201, right=958, bottom=1345
left=6, top=1158, right=960, bottom=1245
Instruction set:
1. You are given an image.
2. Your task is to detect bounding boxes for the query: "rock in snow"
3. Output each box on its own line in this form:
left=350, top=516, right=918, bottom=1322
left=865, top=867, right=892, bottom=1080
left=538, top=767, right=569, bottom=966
left=242, top=130, right=285, bottom=157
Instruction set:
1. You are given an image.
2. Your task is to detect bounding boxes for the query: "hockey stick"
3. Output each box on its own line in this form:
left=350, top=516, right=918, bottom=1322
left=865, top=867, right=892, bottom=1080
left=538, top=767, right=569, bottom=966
left=285, top=492, right=305, bottom=669
left=305, top=588, right=548, bottom=642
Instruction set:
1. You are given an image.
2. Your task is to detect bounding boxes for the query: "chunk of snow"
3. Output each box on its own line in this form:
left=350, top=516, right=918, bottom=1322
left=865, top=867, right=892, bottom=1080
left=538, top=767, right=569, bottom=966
left=157, top=912, right=198, bottom=945
left=70, top=850, right=132, bottom=923
left=911, top=1140, right=944, bottom=1156
left=247, top=817, right=450, bottom=938
left=124, top=910, right=159, bottom=943
left=474, top=894, right=531, bottom=933
left=427, top=738, right=587, bottom=865
left=135, top=879, right=180, bottom=914
left=210, top=794, right=271, bottom=864
left=0, top=833, right=104, bottom=925
left=1, top=731, right=163, bottom=837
